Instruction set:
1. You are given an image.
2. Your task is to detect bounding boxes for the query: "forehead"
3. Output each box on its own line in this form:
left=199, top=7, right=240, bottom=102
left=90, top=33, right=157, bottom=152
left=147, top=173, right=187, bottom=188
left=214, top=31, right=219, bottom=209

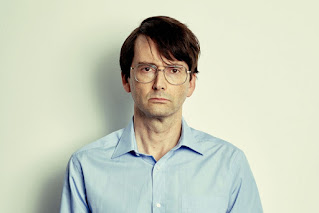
left=133, top=35, right=188, bottom=68
left=134, top=35, right=158, bottom=59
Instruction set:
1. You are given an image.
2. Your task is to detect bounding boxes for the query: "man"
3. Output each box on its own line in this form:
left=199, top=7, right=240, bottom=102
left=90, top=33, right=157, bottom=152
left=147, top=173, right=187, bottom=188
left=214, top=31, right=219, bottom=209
left=60, top=16, right=263, bottom=213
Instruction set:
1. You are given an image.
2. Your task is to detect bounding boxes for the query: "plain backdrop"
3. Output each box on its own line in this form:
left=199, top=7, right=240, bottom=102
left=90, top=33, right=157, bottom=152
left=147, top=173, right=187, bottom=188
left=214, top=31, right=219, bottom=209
left=1, top=0, right=318, bottom=212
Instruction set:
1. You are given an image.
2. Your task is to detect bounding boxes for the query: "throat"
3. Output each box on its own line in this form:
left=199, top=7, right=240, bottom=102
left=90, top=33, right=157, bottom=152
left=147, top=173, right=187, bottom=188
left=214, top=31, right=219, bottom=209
left=133, top=116, right=182, bottom=161
left=138, top=141, right=176, bottom=161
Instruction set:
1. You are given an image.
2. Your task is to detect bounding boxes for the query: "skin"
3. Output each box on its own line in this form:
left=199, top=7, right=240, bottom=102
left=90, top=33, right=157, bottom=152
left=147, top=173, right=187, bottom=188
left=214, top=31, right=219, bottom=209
left=122, top=35, right=196, bottom=161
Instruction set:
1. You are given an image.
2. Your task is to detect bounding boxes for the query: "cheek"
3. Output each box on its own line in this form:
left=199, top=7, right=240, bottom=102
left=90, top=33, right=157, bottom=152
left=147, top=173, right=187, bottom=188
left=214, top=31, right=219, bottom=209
left=130, top=84, right=147, bottom=102
left=173, top=87, right=189, bottom=103
left=179, top=85, right=190, bottom=97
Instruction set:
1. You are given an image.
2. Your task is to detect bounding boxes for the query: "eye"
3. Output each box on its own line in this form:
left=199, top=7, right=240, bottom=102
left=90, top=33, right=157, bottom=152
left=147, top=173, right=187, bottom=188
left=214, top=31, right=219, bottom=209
left=171, top=68, right=180, bottom=73
left=168, top=66, right=182, bottom=74
left=144, top=67, right=152, bottom=72
left=138, top=65, right=154, bottom=72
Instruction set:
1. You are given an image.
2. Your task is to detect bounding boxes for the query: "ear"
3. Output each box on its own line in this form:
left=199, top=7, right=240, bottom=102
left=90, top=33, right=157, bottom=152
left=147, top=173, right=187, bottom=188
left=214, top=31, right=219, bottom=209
left=187, top=74, right=196, bottom=97
left=121, top=73, right=131, bottom=93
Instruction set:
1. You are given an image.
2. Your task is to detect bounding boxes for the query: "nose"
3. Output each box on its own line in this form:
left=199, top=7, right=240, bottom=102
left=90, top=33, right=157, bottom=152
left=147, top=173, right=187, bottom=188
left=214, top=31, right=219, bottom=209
left=152, top=69, right=167, bottom=90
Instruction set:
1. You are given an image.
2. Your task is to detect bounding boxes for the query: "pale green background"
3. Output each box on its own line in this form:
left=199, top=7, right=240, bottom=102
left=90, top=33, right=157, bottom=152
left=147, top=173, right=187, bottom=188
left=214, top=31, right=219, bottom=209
left=0, top=0, right=318, bottom=212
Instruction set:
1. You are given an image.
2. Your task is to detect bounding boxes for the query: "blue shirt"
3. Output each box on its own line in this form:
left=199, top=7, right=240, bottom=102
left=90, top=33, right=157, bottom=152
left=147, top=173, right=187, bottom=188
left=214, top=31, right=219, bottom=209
left=60, top=118, right=263, bottom=213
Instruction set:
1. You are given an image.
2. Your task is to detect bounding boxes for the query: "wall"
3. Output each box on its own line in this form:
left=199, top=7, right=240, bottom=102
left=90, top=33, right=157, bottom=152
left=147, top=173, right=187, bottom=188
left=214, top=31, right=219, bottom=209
left=1, top=0, right=318, bottom=212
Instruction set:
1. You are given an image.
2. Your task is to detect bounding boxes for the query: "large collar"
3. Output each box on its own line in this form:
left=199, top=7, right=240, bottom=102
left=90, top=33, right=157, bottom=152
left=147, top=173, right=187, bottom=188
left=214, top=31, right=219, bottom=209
left=111, top=117, right=203, bottom=159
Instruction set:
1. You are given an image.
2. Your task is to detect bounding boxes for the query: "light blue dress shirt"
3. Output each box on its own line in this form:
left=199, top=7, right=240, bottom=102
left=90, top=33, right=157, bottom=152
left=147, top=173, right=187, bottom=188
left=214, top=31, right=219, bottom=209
left=60, top=118, right=263, bottom=213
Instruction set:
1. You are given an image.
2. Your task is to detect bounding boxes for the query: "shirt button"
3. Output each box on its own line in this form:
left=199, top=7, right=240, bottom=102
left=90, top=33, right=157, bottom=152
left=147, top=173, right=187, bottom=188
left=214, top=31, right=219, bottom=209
left=156, top=203, right=161, bottom=208
left=156, top=166, right=160, bottom=170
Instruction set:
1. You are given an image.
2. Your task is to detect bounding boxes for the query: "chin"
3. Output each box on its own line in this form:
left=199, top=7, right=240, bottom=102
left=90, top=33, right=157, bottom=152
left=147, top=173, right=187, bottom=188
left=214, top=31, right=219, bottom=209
left=135, top=104, right=179, bottom=118
left=146, top=111, right=170, bottom=118
left=144, top=108, right=178, bottom=118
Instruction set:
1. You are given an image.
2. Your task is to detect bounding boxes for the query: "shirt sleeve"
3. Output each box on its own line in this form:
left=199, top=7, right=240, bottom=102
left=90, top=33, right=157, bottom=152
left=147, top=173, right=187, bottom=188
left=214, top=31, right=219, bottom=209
left=227, top=150, right=263, bottom=213
left=60, top=155, right=90, bottom=213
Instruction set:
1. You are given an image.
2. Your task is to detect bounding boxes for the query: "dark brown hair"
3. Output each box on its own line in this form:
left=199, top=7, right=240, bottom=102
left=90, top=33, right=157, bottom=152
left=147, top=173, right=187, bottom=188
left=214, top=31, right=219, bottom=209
left=120, top=16, right=200, bottom=82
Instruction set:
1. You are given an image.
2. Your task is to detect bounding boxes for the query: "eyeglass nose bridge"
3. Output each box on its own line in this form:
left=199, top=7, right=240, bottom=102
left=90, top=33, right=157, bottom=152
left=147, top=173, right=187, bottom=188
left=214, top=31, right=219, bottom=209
left=153, top=68, right=168, bottom=80
left=155, top=68, right=165, bottom=72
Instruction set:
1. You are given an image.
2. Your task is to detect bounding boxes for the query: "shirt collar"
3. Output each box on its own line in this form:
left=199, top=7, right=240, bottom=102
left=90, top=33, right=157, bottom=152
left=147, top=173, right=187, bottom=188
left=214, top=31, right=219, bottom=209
left=175, top=118, right=203, bottom=155
left=111, top=117, right=203, bottom=159
left=111, top=117, right=138, bottom=159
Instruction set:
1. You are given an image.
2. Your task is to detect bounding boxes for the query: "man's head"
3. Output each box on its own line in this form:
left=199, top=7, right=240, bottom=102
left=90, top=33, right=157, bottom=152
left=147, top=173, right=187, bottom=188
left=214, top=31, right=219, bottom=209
left=120, top=16, right=200, bottom=83
left=120, top=16, right=200, bottom=119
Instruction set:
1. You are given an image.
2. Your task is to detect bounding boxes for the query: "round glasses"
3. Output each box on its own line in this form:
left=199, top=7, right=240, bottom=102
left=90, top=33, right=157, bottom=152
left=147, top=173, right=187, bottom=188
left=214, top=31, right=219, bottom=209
left=130, top=63, right=191, bottom=85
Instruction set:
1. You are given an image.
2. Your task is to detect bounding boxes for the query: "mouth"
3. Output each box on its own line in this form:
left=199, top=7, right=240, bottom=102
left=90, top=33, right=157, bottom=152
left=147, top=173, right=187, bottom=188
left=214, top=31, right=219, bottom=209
left=149, top=97, right=169, bottom=102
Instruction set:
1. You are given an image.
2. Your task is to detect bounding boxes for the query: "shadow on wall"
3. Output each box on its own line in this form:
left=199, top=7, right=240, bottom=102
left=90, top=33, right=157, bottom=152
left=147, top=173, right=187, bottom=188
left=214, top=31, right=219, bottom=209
left=36, top=47, right=133, bottom=213
left=95, top=48, right=134, bottom=132
left=37, top=168, right=65, bottom=213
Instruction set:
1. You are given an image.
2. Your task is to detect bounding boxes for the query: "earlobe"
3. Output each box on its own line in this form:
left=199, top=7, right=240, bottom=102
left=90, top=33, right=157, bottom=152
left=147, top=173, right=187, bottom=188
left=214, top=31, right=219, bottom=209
left=121, top=73, right=131, bottom=93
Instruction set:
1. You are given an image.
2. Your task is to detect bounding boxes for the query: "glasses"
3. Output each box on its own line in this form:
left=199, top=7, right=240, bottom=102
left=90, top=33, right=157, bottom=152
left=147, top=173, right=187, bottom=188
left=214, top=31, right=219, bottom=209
left=130, top=63, right=191, bottom=85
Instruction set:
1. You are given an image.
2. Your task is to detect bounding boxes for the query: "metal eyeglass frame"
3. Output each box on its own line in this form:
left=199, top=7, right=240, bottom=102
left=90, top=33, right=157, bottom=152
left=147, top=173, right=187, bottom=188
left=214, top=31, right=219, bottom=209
left=130, top=63, right=191, bottom=85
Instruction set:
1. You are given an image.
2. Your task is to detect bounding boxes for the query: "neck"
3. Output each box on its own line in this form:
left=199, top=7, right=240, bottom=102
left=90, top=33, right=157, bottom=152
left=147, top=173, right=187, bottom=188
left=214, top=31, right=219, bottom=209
left=133, top=111, right=183, bottom=161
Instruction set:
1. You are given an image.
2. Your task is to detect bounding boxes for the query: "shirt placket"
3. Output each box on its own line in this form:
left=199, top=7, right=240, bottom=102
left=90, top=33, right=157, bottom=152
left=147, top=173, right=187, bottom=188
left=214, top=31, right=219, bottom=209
left=152, top=162, right=164, bottom=213
left=152, top=151, right=174, bottom=213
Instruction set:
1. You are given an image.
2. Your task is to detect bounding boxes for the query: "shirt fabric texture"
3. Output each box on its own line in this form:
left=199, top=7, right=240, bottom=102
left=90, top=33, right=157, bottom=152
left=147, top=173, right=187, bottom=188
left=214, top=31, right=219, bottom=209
left=60, top=118, right=263, bottom=213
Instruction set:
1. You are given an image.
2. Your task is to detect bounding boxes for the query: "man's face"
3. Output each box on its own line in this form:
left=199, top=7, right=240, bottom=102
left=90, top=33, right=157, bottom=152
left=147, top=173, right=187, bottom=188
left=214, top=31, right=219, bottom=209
left=122, top=35, right=196, bottom=119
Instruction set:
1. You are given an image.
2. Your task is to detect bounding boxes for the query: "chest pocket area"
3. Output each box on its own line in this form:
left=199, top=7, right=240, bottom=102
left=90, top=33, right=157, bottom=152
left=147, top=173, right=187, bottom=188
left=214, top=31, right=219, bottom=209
left=182, top=195, right=228, bottom=213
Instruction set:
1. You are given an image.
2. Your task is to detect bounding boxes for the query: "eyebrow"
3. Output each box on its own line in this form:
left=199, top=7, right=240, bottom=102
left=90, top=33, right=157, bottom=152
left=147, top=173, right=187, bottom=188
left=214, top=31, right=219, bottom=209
left=137, top=61, right=156, bottom=66
left=137, top=61, right=184, bottom=67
